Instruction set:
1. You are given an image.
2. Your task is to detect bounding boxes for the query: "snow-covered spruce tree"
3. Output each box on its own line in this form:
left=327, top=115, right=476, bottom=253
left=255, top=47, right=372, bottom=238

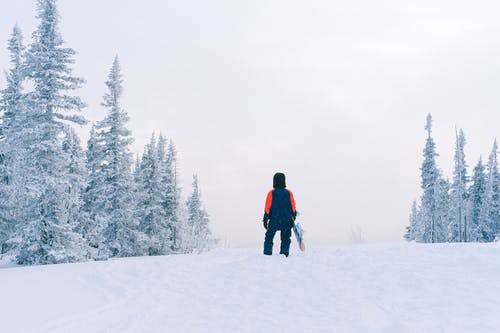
left=62, top=127, right=88, bottom=237
left=158, top=136, right=181, bottom=252
left=418, top=114, right=439, bottom=243
left=81, top=125, right=107, bottom=253
left=469, top=158, right=486, bottom=242
left=0, top=25, right=25, bottom=142
left=9, top=0, right=89, bottom=265
left=135, top=134, right=172, bottom=256
left=404, top=200, right=419, bottom=241
left=449, top=129, right=468, bottom=242
left=488, top=140, right=500, bottom=239
left=185, top=175, right=215, bottom=252
left=0, top=25, right=25, bottom=253
left=493, top=149, right=500, bottom=240
left=0, top=25, right=25, bottom=135
left=96, top=57, right=142, bottom=258
left=478, top=141, right=500, bottom=242
left=434, top=174, right=451, bottom=242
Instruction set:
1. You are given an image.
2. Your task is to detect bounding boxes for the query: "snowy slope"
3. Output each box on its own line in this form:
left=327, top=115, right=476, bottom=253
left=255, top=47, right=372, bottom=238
left=1, top=243, right=499, bottom=333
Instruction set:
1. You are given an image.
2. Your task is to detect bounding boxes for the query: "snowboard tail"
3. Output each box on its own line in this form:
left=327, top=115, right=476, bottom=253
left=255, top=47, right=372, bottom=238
left=293, top=222, right=305, bottom=251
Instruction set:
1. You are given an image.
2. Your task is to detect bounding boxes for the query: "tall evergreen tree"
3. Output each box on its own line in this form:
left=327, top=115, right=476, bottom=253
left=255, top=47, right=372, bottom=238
left=160, top=137, right=182, bottom=251
left=62, top=127, right=88, bottom=232
left=9, top=0, right=89, bottom=264
left=434, top=174, right=451, bottom=242
left=0, top=25, right=25, bottom=140
left=0, top=25, right=25, bottom=252
left=404, top=200, right=419, bottom=241
left=469, top=158, right=486, bottom=241
left=81, top=125, right=107, bottom=252
left=419, top=113, right=439, bottom=243
left=488, top=140, right=500, bottom=239
left=96, top=57, right=141, bottom=257
left=135, top=134, right=172, bottom=255
left=478, top=141, right=500, bottom=242
left=449, top=129, right=468, bottom=242
left=186, top=175, right=215, bottom=252
left=25, top=0, right=86, bottom=124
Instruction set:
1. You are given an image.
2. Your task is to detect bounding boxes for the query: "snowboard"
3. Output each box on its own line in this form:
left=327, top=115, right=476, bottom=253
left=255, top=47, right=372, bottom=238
left=293, top=222, right=305, bottom=251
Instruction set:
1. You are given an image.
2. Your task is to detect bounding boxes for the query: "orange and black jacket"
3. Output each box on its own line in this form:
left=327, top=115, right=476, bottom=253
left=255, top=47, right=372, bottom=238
left=263, top=188, right=297, bottom=228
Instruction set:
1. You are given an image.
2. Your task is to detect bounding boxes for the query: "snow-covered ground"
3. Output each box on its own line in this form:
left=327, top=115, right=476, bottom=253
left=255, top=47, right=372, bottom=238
left=1, top=242, right=499, bottom=333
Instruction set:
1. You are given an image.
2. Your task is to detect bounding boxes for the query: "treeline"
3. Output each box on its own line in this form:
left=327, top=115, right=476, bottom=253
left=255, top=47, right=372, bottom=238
left=405, top=114, right=499, bottom=243
left=0, top=0, right=216, bottom=265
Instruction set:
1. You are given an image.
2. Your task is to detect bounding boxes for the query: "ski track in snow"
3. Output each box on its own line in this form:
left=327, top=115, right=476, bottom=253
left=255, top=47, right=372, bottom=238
left=1, top=243, right=499, bottom=333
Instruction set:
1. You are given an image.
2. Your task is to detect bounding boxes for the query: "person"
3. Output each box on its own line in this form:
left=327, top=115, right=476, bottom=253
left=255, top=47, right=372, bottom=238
left=262, top=172, right=297, bottom=257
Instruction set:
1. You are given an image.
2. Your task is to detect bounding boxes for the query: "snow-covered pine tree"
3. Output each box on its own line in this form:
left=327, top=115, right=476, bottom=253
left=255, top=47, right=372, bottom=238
left=0, top=25, right=25, bottom=253
left=62, top=127, right=88, bottom=235
left=96, top=57, right=142, bottom=258
left=186, top=175, right=215, bottom=252
left=158, top=136, right=181, bottom=252
left=478, top=141, right=500, bottom=242
left=0, top=144, right=7, bottom=253
left=25, top=0, right=86, bottom=124
left=404, top=200, right=419, bottom=241
left=135, top=134, right=172, bottom=255
left=0, top=25, right=25, bottom=141
left=434, top=174, right=451, bottom=242
left=449, top=129, right=468, bottom=242
left=9, top=0, right=89, bottom=265
left=488, top=140, right=500, bottom=240
left=469, top=158, right=486, bottom=242
left=81, top=125, right=107, bottom=255
left=419, top=114, right=439, bottom=243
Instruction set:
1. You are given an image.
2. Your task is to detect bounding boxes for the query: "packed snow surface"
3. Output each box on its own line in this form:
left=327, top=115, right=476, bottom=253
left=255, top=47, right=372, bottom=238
left=1, top=242, right=499, bottom=333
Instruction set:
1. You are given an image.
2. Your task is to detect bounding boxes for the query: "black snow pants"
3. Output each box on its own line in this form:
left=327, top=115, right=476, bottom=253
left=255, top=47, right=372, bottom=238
left=263, top=221, right=292, bottom=256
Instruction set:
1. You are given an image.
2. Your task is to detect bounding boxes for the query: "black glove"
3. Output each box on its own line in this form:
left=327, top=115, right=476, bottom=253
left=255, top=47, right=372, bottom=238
left=290, top=214, right=296, bottom=228
left=263, top=213, right=270, bottom=230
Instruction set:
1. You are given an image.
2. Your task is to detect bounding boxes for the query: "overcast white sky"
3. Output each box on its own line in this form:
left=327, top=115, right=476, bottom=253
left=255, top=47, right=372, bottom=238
left=2, top=0, right=500, bottom=246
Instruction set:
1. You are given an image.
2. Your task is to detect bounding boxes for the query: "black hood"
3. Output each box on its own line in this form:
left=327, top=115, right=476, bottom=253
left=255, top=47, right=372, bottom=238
left=273, top=172, right=286, bottom=189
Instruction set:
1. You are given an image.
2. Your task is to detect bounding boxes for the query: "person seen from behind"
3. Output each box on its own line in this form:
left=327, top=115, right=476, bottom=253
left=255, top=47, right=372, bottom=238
left=262, top=172, right=297, bottom=257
